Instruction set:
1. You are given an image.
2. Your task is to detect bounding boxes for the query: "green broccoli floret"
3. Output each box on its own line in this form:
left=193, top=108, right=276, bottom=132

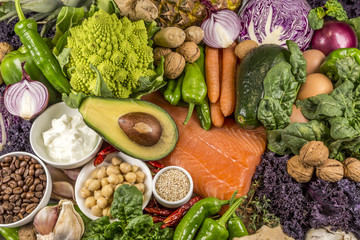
left=66, top=9, right=155, bottom=98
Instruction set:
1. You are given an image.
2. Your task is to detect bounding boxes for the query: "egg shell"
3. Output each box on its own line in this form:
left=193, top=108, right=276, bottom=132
left=290, top=105, right=308, bottom=124
left=297, top=73, right=333, bottom=100
left=303, top=49, right=326, bottom=75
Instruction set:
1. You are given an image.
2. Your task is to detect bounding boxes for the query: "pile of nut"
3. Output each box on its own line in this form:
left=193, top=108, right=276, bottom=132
left=0, top=154, right=47, bottom=224
left=80, top=156, right=146, bottom=217
left=287, top=141, right=360, bottom=183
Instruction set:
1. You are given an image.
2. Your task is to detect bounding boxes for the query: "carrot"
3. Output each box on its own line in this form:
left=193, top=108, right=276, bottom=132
left=220, top=42, right=237, bottom=117
left=210, top=100, right=224, bottom=128
left=205, top=46, right=220, bottom=103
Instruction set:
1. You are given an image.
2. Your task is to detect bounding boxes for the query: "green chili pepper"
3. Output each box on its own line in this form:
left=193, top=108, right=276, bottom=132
left=0, top=227, right=19, bottom=240
left=196, top=45, right=205, bottom=76
left=320, top=48, right=360, bottom=80
left=164, top=73, right=184, bottom=105
left=14, top=0, right=71, bottom=94
left=174, top=197, right=229, bottom=240
left=1, top=46, right=61, bottom=104
left=194, top=198, right=243, bottom=240
left=182, top=63, right=207, bottom=125
left=227, top=191, right=248, bottom=239
left=195, top=97, right=212, bottom=130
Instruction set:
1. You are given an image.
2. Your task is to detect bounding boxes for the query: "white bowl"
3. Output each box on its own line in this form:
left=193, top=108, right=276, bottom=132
left=0, top=152, right=52, bottom=228
left=152, top=166, right=193, bottom=208
left=75, top=151, right=153, bottom=220
left=30, top=102, right=103, bottom=169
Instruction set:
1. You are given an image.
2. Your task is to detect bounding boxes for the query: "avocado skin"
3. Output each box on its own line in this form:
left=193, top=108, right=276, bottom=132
left=235, top=44, right=288, bottom=129
left=79, top=96, right=179, bottom=161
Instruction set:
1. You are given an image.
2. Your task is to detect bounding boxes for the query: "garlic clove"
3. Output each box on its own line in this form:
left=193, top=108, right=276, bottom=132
left=33, top=205, right=59, bottom=235
left=52, top=181, right=75, bottom=201
left=52, top=199, right=84, bottom=240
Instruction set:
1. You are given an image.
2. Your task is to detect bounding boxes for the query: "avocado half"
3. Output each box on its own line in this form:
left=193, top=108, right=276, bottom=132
left=79, top=96, right=178, bottom=161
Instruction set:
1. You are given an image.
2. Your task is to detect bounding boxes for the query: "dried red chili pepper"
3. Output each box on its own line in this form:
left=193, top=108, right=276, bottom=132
left=160, top=196, right=202, bottom=229
left=94, top=146, right=117, bottom=167
left=148, top=161, right=166, bottom=169
left=150, top=168, right=161, bottom=174
left=145, top=207, right=174, bottom=217
left=152, top=215, right=166, bottom=223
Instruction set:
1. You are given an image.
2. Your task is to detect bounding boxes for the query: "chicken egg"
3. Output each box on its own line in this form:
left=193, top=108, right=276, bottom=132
left=303, top=49, right=326, bottom=75
left=290, top=105, right=308, bottom=124
left=297, top=73, right=333, bottom=100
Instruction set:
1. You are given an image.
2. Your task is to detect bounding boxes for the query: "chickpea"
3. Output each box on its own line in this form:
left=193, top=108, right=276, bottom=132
left=117, top=174, right=124, bottom=184
left=80, top=187, right=91, bottom=198
left=134, top=183, right=145, bottom=193
left=94, top=190, right=103, bottom=200
left=120, top=162, right=131, bottom=174
left=106, top=165, right=120, bottom=175
left=131, top=165, right=139, bottom=172
left=101, top=185, right=113, bottom=198
left=125, top=172, right=136, bottom=183
left=102, top=207, right=111, bottom=217
left=136, top=171, right=145, bottom=183
left=111, top=156, right=122, bottom=166
left=91, top=205, right=102, bottom=217
left=85, top=196, right=96, bottom=208
left=91, top=168, right=99, bottom=178
left=108, top=174, right=118, bottom=185
left=122, top=182, right=131, bottom=185
left=97, top=167, right=107, bottom=179
left=97, top=197, right=108, bottom=209
left=101, top=178, right=109, bottom=187
left=84, top=178, right=92, bottom=188
left=88, top=179, right=101, bottom=191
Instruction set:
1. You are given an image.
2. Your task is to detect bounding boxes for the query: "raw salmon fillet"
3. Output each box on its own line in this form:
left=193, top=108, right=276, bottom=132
left=143, top=93, right=267, bottom=200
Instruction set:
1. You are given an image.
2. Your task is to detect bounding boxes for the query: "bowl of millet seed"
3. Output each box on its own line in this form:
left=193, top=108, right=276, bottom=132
left=152, top=166, right=193, bottom=208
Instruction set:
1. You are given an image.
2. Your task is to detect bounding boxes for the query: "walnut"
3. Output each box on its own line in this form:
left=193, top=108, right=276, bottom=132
left=344, top=157, right=360, bottom=182
left=176, top=42, right=200, bottom=63
left=316, top=159, right=343, bottom=182
left=184, top=26, right=204, bottom=44
left=234, top=40, right=258, bottom=60
left=299, top=141, right=328, bottom=167
left=153, top=47, right=172, bottom=66
left=164, top=52, right=186, bottom=79
left=287, top=155, right=314, bottom=183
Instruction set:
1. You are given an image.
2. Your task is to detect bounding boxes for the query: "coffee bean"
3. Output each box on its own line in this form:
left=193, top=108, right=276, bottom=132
left=29, top=185, right=35, bottom=192
left=35, top=184, right=43, bottom=192
left=23, top=199, right=31, bottom=203
left=4, top=215, right=12, bottom=224
left=3, top=156, right=12, bottom=163
left=39, top=174, right=47, bottom=181
left=35, top=169, right=44, bottom=177
left=25, top=176, right=34, bottom=186
left=18, top=167, right=25, bottom=175
left=20, top=208, right=25, bottom=215
left=23, top=155, right=30, bottom=162
left=24, top=169, right=29, bottom=178
left=26, top=192, right=34, bottom=199
left=2, top=167, right=11, bottom=177
left=0, top=205, right=4, bottom=214
left=34, top=192, right=43, bottom=198
left=29, top=169, right=35, bottom=176
left=14, top=159, right=20, bottom=169
left=26, top=203, right=37, bottom=214
left=13, top=187, right=23, bottom=194
left=18, top=155, right=24, bottom=161
left=13, top=207, right=20, bottom=214
left=35, top=164, right=41, bottom=169
left=30, top=197, right=39, bottom=203
left=2, top=176, right=10, bottom=183
left=3, top=194, right=10, bottom=201
left=8, top=195, right=16, bottom=203
left=8, top=180, right=17, bottom=188
left=22, top=185, right=29, bottom=192
left=21, top=203, right=29, bottom=208
left=13, top=174, right=21, bottom=182
left=34, top=178, right=41, bottom=186
left=1, top=184, right=6, bottom=191
left=13, top=216, right=20, bottom=222
left=18, top=180, right=24, bottom=187
left=20, top=161, right=27, bottom=168
left=29, top=164, right=35, bottom=170
left=2, top=202, right=11, bottom=211
left=10, top=164, right=15, bottom=172
left=4, top=187, right=12, bottom=195
left=31, top=158, right=37, bottom=164
left=0, top=162, right=9, bottom=168
left=6, top=210, right=12, bottom=215
left=20, top=192, right=26, bottom=199
left=15, top=199, right=22, bottom=207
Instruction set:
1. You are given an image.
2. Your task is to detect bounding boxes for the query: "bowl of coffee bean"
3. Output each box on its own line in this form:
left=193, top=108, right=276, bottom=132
left=0, top=152, right=52, bottom=227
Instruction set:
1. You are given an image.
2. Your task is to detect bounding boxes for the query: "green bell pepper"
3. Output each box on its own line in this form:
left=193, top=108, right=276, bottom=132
left=0, top=227, right=19, bottom=240
left=164, top=73, right=184, bottom=106
left=1, top=46, right=61, bottom=104
left=195, top=197, right=243, bottom=240
left=320, top=48, right=360, bottom=80
left=174, top=197, right=229, bottom=240
left=182, top=63, right=207, bottom=125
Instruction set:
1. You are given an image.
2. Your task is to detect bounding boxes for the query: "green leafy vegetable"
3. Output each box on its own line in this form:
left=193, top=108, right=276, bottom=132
left=90, top=64, right=114, bottom=98
left=286, top=40, right=307, bottom=84
left=347, top=17, right=360, bottom=46
left=257, top=98, right=291, bottom=130
left=308, top=0, right=348, bottom=30
left=334, top=57, right=360, bottom=87
left=122, top=215, right=153, bottom=239
left=82, top=216, right=110, bottom=240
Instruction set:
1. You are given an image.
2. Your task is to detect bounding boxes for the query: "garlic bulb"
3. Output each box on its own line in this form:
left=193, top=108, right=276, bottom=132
left=305, top=227, right=357, bottom=240
left=34, top=199, right=84, bottom=240
left=52, top=200, right=84, bottom=240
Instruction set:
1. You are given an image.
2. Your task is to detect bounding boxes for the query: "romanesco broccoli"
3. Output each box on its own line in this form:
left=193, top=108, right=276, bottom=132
left=66, top=9, right=156, bottom=98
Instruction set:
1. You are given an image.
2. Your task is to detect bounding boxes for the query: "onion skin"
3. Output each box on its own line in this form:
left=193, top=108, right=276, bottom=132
left=311, top=21, right=358, bottom=56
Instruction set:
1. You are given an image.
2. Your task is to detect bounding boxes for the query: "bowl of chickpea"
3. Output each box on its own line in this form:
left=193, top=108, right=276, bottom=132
left=75, top=151, right=152, bottom=220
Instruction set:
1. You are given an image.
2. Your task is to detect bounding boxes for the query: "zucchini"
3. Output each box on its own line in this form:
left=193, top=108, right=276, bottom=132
left=235, top=44, right=288, bottom=129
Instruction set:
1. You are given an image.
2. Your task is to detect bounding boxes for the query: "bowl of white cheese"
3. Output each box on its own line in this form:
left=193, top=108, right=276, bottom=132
left=30, top=102, right=103, bottom=169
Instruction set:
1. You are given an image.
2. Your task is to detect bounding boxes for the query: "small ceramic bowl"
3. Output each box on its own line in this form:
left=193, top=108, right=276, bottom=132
left=152, top=166, right=193, bottom=208
left=75, top=151, right=153, bottom=220
left=30, top=102, right=103, bottom=169
left=0, top=152, right=52, bottom=228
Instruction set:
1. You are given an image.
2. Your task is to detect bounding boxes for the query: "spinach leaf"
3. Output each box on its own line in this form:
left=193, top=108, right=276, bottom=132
left=329, top=117, right=359, bottom=140
left=347, top=17, right=360, bottom=46
left=82, top=216, right=110, bottom=239
left=104, top=221, right=124, bottom=239
left=330, top=80, right=355, bottom=119
left=121, top=215, right=153, bottom=239
left=267, top=129, right=291, bottom=155
left=329, top=137, right=360, bottom=161
left=110, top=185, right=143, bottom=227
left=281, top=121, right=329, bottom=154
left=286, top=40, right=307, bottom=84
left=334, top=57, right=360, bottom=87
left=296, top=94, right=343, bottom=120
left=147, top=223, right=174, bottom=240
left=257, top=98, right=290, bottom=130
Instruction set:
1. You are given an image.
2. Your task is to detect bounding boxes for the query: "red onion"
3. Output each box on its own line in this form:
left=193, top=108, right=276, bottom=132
left=4, top=63, right=48, bottom=120
left=311, top=21, right=358, bottom=56
left=200, top=0, right=241, bottom=48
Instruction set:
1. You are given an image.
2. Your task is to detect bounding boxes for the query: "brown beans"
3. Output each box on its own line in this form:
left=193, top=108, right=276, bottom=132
left=0, top=154, right=47, bottom=224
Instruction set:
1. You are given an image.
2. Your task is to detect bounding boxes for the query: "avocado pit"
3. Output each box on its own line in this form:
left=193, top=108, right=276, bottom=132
left=118, top=112, right=162, bottom=147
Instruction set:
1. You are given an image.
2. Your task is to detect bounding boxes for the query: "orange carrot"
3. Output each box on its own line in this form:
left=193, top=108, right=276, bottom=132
left=210, top=100, right=224, bottom=128
left=205, top=46, right=220, bottom=103
left=220, top=42, right=237, bottom=117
